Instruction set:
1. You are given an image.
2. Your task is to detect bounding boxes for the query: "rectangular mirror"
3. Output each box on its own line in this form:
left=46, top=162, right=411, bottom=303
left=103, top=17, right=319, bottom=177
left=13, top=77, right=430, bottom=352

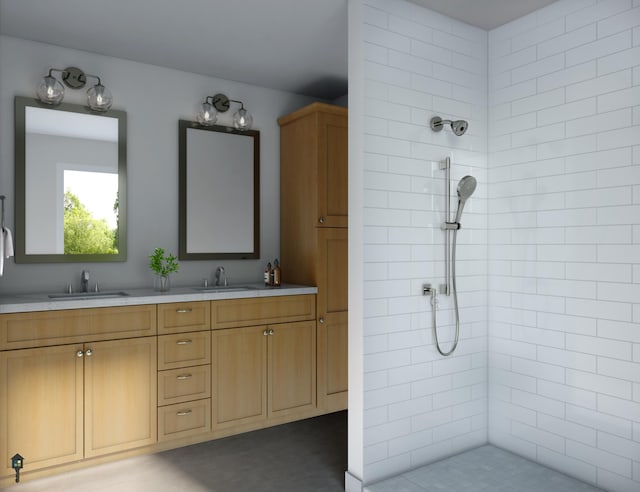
left=178, top=120, right=260, bottom=260
left=15, top=97, right=127, bottom=263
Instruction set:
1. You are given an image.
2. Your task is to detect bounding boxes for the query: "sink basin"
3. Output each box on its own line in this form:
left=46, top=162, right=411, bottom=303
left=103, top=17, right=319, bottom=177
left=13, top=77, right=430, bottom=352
left=193, top=285, right=255, bottom=293
left=48, top=291, right=130, bottom=300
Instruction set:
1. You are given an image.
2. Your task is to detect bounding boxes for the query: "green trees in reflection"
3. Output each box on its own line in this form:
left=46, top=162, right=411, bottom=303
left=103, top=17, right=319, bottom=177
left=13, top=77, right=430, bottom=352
left=63, top=191, right=118, bottom=254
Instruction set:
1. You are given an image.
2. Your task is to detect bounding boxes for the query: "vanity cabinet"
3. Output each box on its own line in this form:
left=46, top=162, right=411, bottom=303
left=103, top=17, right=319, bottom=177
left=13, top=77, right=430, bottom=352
left=0, top=293, right=319, bottom=485
left=0, top=335, right=157, bottom=477
left=211, top=295, right=317, bottom=431
left=0, top=305, right=157, bottom=479
left=157, top=302, right=211, bottom=442
left=212, top=321, right=316, bottom=430
left=279, top=102, right=348, bottom=411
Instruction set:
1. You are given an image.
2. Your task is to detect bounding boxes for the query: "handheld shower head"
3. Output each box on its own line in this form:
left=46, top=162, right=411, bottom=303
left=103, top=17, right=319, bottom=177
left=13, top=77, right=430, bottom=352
left=430, top=116, right=469, bottom=136
left=453, top=175, right=477, bottom=223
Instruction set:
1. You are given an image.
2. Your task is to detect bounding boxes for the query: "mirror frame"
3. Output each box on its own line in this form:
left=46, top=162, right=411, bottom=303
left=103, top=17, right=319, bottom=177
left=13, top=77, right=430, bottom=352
left=178, top=120, right=260, bottom=260
left=14, top=96, right=127, bottom=263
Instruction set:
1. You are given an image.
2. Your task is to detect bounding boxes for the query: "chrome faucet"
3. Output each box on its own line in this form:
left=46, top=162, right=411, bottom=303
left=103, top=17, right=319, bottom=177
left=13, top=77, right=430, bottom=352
left=214, top=266, right=227, bottom=286
left=81, top=270, right=90, bottom=292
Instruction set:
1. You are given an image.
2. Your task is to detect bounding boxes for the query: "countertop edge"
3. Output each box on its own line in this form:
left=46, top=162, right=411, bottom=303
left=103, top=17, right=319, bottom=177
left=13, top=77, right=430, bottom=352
left=0, top=284, right=318, bottom=314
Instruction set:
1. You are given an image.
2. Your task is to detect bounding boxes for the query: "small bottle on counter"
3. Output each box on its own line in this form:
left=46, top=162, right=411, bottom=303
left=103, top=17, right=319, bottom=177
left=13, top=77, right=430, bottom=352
left=264, top=262, right=272, bottom=286
left=273, top=259, right=281, bottom=287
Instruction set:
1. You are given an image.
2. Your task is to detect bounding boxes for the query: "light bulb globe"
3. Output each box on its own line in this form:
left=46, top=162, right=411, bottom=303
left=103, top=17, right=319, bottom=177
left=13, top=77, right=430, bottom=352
left=197, top=102, right=217, bottom=126
left=233, top=107, right=253, bottom=130
left=87, top=84, right=113, bottom=111
left=36, top=75, right=65, bottom=105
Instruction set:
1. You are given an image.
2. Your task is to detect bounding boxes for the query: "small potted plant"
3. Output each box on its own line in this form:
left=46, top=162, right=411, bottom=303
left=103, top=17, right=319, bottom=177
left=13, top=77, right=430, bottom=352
left=149, top=247, right=179, bottom=292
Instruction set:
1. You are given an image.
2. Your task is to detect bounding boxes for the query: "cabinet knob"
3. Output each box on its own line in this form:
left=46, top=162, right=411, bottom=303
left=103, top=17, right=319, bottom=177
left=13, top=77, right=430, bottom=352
left=269, top=329, right=275, bottom=336
left=176, top=339, right=192, bottom=345
left=85, top=349, right=93, bottom=357
left=319, top=317, right=325, bottom=324
left=319, top=217, right=325, bottom=224
left=263, top=329, right=269, bottom=336
left=76, top=350, right=84, bottom=358
left=176, top=409, right=193, bottom=417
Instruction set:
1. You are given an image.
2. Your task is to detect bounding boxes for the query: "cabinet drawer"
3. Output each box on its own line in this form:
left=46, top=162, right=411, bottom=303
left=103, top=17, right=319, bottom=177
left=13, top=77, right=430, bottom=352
left=158, top=365, right=211, bottom=406
left=157, top=302, right=210, bottom=335
left=0, top=305, right=156, bottom=350
left=211, top=295, right=316, bottom=329
left=158, top=399, right=211, bottom=442
left=158, top=331, right=211, bottom=370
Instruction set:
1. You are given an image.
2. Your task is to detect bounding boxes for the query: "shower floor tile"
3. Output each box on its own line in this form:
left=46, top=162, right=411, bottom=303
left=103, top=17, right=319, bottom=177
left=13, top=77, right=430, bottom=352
left=365, top=445, right=603, bottom=492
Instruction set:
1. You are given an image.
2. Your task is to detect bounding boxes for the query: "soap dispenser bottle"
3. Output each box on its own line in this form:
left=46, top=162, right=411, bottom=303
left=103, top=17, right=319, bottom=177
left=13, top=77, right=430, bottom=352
left=273, top=259, right=281, bottom=287
left=264, top=262, right=272, bottom=286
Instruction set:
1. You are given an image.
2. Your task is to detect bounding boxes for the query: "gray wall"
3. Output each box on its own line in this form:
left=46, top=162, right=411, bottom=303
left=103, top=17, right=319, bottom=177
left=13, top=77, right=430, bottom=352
left=0, top=34, right=319, bottom=294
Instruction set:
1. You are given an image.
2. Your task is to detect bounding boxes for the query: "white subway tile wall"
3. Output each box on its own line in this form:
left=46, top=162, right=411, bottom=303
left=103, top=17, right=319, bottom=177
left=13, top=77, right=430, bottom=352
left=488, top=1, right=640, bottom=492
left=356, top=0, right=639, bottom=489
left=361, top=0, right=488, bottom=483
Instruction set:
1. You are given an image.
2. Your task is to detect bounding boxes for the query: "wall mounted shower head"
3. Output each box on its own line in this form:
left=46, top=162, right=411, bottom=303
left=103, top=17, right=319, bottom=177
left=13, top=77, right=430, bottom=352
left=430, top=116, right=469, bottom=136
left=453, top=175, right=477, bottom=223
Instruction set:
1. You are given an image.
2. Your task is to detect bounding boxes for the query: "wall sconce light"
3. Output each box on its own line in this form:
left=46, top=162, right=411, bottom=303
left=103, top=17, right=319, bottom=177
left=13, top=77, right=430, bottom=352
left=36, top=66, right=113, bottom=112
left=197, top=93, right=253, bottom=130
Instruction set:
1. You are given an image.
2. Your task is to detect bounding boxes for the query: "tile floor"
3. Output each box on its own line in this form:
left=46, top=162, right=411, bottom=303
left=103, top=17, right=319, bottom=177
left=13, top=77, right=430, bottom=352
left=2, top=411, right=347, bottom=492
left=365, top=445, right=603, bottom=492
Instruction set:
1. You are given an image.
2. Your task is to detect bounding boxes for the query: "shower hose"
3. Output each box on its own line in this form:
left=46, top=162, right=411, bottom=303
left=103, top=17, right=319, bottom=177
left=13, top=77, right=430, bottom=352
left=429, top=228, right=460, bottom=357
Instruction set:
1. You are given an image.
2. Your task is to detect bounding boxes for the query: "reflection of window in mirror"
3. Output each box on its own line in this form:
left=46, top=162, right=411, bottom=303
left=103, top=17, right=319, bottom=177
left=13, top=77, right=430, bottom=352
left=62, top=170, right=119, bottom=255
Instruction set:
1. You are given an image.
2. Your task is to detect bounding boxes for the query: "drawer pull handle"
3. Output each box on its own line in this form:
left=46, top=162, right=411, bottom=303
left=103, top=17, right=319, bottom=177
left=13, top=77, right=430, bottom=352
left=176, top=374, right=193, bottom=380
left=176, top=409, right=193, bottom=416
left=176, top=308, right=192, bottom=313
left=176, top=339, right=192, bottom=345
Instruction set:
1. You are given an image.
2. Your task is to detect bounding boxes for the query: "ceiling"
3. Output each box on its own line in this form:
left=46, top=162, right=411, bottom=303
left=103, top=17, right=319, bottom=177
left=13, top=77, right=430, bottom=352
left=0, top=0, right=557, bottom=100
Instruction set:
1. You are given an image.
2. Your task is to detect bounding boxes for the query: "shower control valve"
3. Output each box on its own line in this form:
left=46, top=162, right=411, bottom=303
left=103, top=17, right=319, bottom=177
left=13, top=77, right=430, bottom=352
left=423, top=283, right=438, bottom=308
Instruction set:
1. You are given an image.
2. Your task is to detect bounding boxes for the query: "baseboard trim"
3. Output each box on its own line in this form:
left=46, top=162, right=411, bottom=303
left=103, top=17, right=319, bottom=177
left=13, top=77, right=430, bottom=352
left=345, top=470, right=363, bottom=492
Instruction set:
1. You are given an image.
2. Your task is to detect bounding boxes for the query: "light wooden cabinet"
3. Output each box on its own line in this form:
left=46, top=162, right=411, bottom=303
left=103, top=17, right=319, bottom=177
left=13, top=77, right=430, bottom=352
left=0, top=294, right=320, bottom=485
left=212, top=320, right=316, bottom=430
left=317, top=228, right=348, bottom=411
left=0, top=344, right=83, bottom=476
left=279, top=102, right=348, bottom=229
left=157, top=309, right=212, bottom=442
left=84, top=337, right=157, bottom=457
left=279, top=102, right=348, bottom=411
left=0, top=336, right=157, bottom=477
left=157, top=301, right=210, bottom=335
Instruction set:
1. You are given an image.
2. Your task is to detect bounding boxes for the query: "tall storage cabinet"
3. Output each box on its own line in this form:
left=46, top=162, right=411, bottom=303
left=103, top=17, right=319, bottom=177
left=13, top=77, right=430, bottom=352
left=278, top=102, right=348, bottom=412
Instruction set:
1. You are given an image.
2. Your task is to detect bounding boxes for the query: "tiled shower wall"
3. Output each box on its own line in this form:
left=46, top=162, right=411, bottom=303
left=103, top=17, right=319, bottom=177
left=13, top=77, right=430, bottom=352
left=360, top=0, right=488, bottom=483
left=487, top=1, right=640, bottom=492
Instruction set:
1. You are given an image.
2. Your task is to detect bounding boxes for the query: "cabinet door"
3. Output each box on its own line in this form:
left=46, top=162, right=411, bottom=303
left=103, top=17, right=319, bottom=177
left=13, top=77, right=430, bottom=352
left=268, top=321, right=316, bottom=418
left=84, top=337, right=157, bottom=457
left=212, top=326, right=267, bottom=429
left=317, top=112, right=348, bottom=228
left=317, top=227, right=348, bottom=410
left=0, top=344, right=83, bottom=477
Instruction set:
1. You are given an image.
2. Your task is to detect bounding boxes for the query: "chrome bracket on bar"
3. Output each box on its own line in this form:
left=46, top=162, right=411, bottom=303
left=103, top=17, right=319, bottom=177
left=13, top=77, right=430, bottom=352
left=441, top=221, right=460, bottom=230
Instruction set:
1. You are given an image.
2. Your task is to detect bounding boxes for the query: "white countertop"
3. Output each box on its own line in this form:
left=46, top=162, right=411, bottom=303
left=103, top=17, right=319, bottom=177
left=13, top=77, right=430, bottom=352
left=0, top=283, right=317, bottom=314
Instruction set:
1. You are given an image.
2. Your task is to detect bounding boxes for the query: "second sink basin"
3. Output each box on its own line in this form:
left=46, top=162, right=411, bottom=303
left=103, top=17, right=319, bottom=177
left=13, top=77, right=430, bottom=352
left=193, top=285, right=255, bottom=293
left=48, top=291, right=130, bottom=301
